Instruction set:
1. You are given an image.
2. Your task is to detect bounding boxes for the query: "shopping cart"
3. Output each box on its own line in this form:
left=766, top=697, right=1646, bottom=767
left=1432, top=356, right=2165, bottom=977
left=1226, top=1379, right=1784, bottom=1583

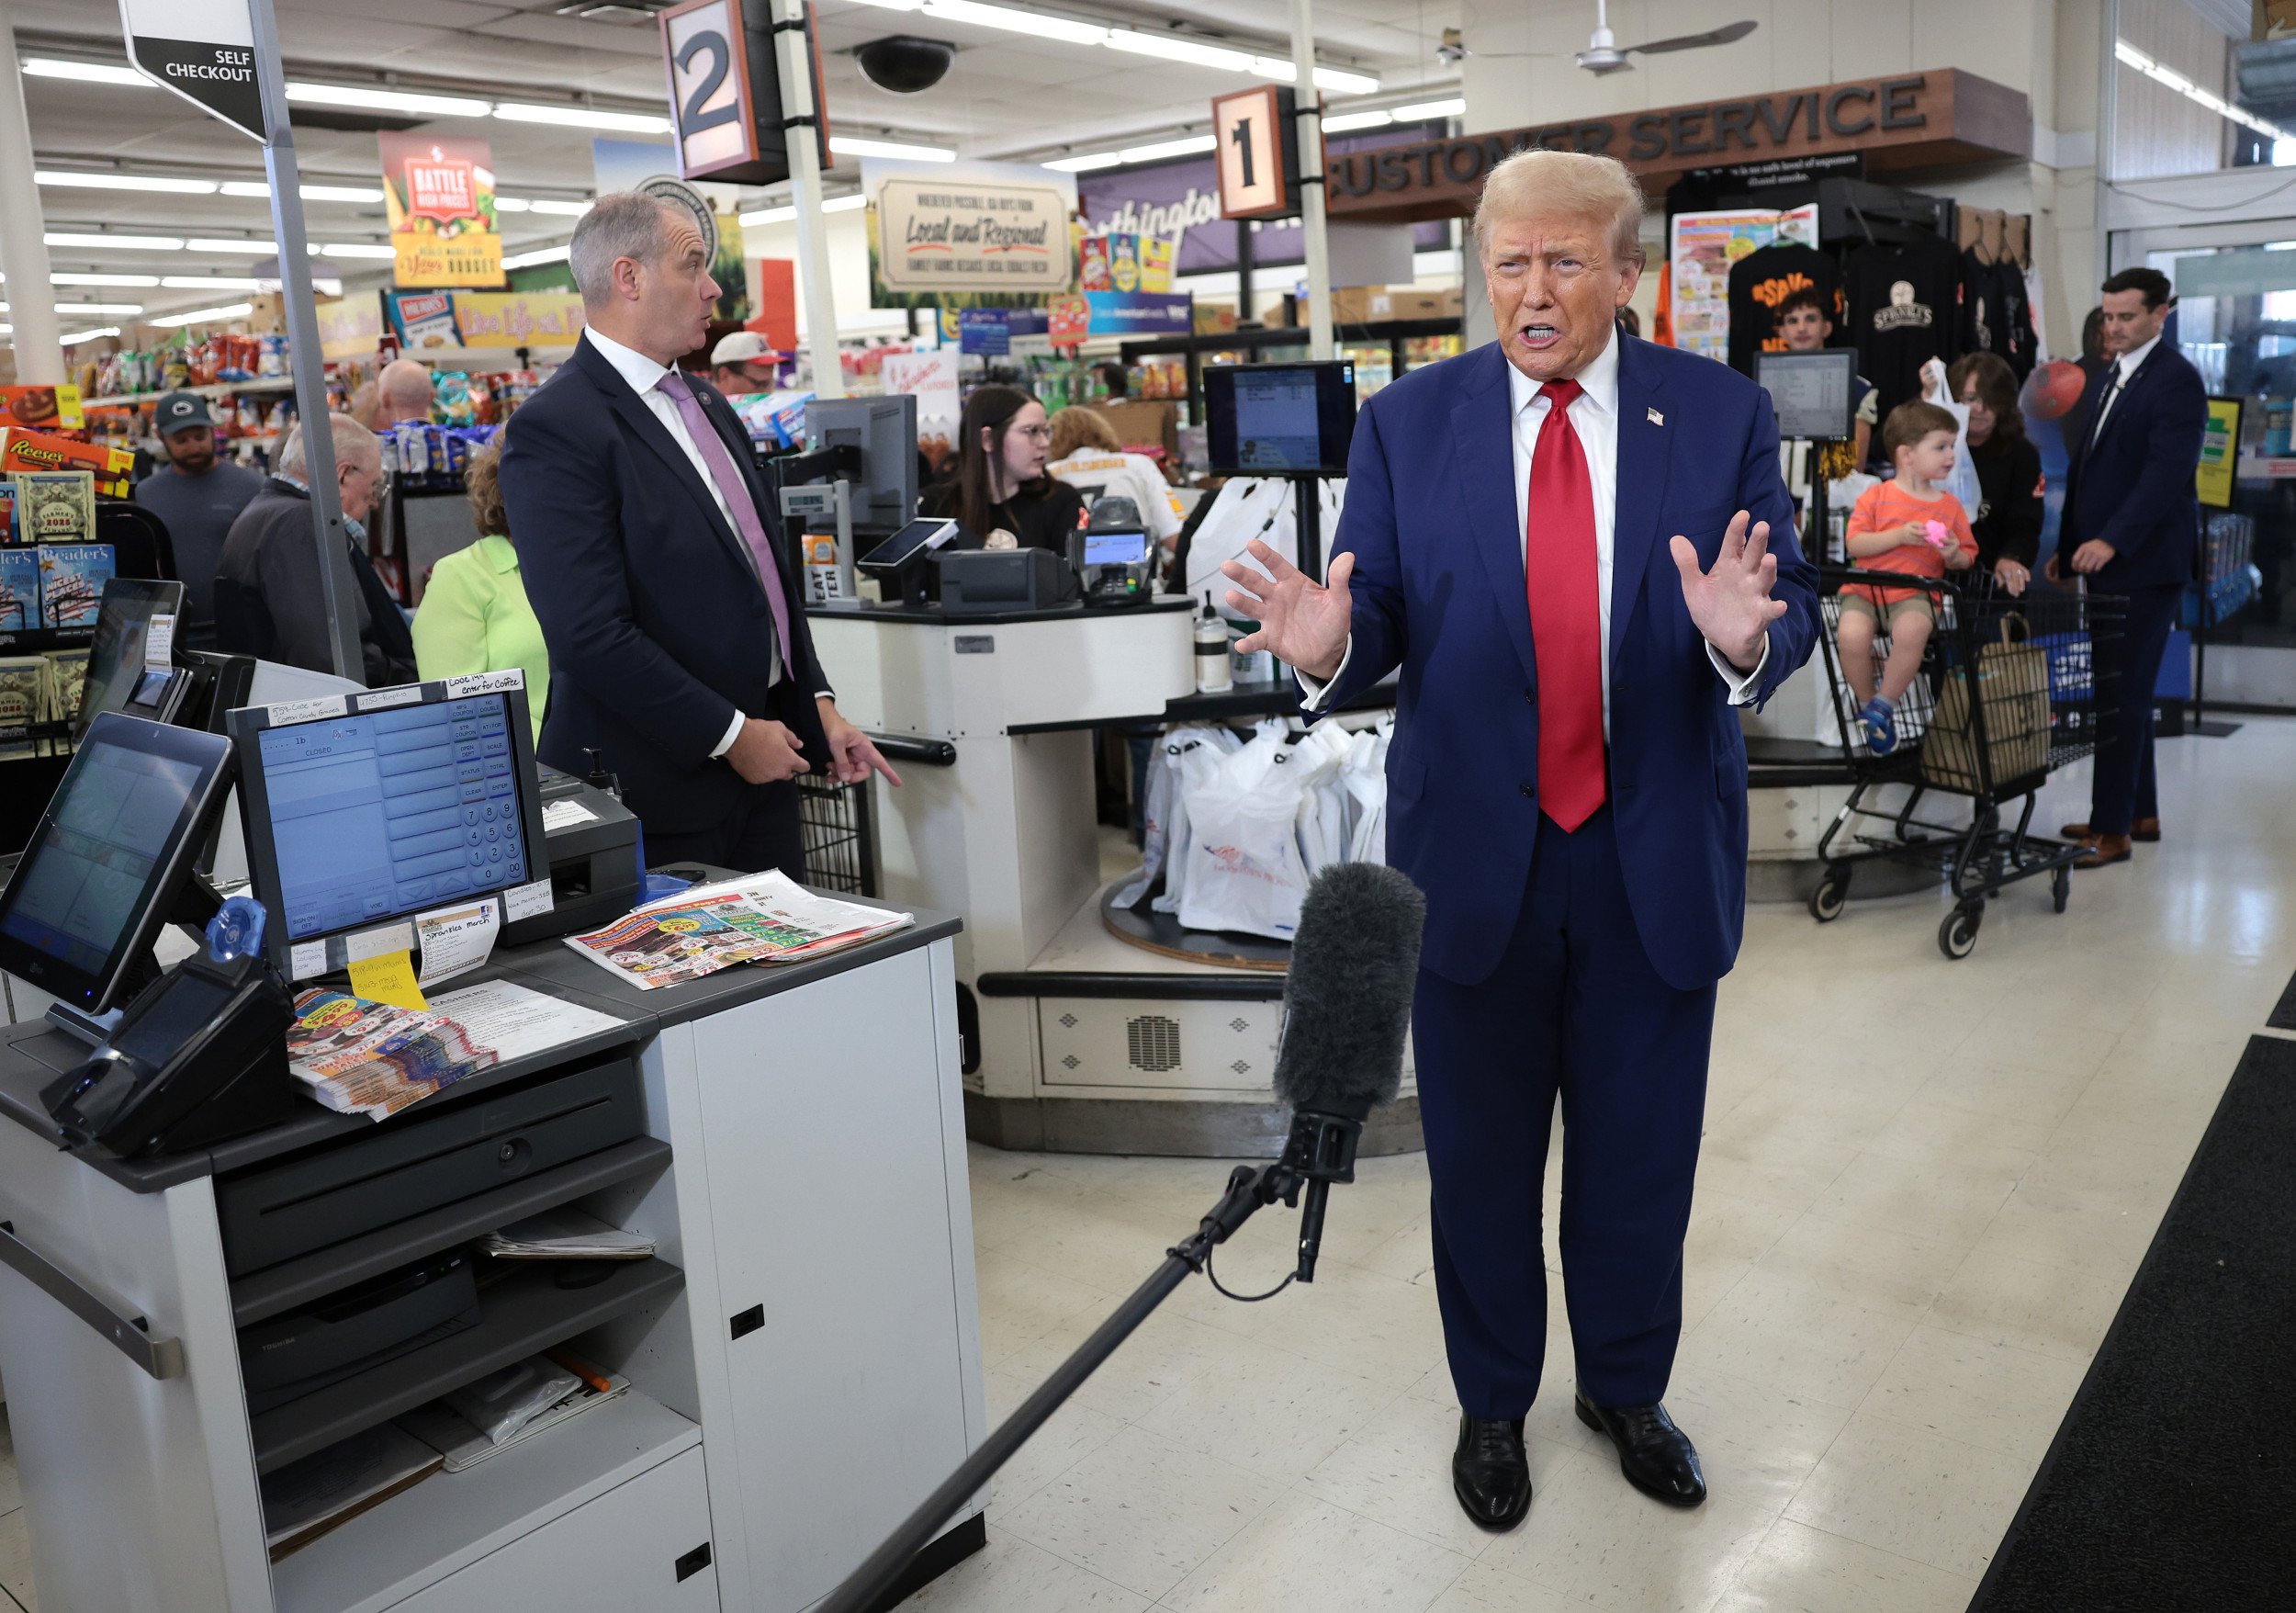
left=1806, top=567, right=2123, bottom=958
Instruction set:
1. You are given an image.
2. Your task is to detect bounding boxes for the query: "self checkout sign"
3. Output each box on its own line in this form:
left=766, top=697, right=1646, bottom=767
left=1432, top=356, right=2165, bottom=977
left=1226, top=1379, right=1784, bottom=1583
left=118, top=0, right=267, bottom=141
left=1212, top=84, right=1301, bottom=220
left=658, top=0, right=829, bottom=186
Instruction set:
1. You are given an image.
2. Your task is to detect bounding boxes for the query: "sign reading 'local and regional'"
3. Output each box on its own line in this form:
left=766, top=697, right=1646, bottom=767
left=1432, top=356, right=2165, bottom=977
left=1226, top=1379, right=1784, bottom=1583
left=118, top=0, right=265, bottom=140
left=872, top=177, right=1073, bottom=296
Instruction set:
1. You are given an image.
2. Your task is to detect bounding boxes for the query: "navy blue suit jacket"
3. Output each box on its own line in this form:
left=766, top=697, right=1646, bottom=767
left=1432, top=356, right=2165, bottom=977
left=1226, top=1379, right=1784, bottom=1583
left=500, top=336, right=831, bottom=835
left=2056, top=339, right=2205, bottom=592
left=1315, top=335, right=1820, bottom=992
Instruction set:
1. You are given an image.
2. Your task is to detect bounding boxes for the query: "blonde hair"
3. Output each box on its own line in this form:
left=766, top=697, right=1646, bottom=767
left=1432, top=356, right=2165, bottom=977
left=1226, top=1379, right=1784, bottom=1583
left=1472, top=149, right=1646, bottom=265
left=1048, top=406, right=1120, bottom=461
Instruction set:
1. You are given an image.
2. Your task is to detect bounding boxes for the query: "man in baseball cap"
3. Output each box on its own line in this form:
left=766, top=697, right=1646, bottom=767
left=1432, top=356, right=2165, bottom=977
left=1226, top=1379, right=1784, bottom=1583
left=132, top=390, right=265, bottom=649
left=709, top=330, right=785, bottom=396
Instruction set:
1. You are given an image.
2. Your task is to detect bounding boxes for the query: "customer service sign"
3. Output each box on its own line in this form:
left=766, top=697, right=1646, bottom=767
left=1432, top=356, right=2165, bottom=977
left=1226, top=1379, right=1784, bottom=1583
left=872, top=177, right=1073, bottom=297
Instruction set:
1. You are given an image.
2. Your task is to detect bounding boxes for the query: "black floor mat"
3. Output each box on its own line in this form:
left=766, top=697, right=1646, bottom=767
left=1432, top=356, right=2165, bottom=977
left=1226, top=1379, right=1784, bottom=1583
left=2268, top=970, right=2296, bottom=1032
left=1969, top=1035, right=2296, bottom=1610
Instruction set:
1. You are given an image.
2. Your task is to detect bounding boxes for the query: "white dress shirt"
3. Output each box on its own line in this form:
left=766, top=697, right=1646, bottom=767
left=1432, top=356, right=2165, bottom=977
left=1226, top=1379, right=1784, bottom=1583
left=581, top=326, right=785, bottom=761
left=1300, top=330, right=1769, bottom=728
left=2087, top=332, right=2161, bottom=445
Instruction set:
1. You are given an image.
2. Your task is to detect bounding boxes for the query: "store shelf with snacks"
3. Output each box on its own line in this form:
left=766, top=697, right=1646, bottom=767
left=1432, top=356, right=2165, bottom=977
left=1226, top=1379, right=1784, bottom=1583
left=1117, top=316, right=1465, bottom=420
left=87, top=376, right=299, bottom=407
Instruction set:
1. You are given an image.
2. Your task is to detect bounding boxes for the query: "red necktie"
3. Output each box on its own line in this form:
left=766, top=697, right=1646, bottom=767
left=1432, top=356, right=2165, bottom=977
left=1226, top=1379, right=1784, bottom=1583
left=1525, top=378, right=1606, bottom=831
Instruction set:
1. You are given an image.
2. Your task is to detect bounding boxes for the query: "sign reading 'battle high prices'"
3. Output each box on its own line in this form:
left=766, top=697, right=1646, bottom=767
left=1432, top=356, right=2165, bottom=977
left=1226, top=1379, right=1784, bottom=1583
left=380, top=132, right=503, bottom=288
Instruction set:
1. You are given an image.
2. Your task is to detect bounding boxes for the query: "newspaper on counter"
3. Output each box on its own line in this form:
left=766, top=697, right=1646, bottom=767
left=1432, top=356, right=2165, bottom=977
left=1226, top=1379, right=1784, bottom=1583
left=561, top=869, right=912, bottom=991
left=287, top=978, right=625, bottom=1121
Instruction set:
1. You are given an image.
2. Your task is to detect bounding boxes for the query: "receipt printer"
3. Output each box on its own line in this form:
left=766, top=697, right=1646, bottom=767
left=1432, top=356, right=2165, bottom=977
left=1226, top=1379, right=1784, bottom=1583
left=939, top=546, right=1078, bottom=616
left=502, top=768, right=642, bottom=947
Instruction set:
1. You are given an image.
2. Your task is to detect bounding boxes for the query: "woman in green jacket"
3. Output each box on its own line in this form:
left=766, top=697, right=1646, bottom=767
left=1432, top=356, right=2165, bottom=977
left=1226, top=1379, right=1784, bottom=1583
left=411, top=433, right=549, bottom=741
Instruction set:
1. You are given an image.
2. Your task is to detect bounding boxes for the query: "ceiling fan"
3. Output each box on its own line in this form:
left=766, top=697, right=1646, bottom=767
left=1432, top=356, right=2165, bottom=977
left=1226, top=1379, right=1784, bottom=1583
left=1438, top=4, right=1758, bottom=76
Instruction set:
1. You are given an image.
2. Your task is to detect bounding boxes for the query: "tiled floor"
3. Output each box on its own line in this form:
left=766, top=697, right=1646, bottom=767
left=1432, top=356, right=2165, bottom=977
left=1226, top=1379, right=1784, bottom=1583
left=899, top=716, right=2296, bottom=1613
left=0, top=721, right=2285, bottom=1613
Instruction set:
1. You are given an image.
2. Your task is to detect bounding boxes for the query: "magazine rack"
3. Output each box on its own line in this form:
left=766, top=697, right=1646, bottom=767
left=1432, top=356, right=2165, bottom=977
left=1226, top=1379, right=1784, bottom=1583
left=0, top=907, right=985, bottom=1613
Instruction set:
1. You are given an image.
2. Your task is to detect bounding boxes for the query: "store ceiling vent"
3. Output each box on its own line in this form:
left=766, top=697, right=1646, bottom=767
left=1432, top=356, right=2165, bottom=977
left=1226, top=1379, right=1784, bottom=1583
left=1126, top=1015, right=1182, bottom=1075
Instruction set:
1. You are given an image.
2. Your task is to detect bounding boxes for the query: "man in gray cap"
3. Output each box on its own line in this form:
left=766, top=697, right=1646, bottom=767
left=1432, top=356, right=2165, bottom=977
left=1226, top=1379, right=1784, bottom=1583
left=132, top=390, right=264, bottom=650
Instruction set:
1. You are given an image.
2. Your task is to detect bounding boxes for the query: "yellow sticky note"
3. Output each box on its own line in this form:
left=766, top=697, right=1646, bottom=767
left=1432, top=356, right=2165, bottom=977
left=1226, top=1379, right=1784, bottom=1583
left=348, top=949, right=428, bottom=1010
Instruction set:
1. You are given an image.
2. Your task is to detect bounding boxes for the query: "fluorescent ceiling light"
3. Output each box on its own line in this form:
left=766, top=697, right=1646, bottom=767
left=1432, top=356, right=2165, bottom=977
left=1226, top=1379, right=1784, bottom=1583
left=186, top=238, right=268, bottom=254
left=150, top=302, right=254, bottom=328
left=1042, top=152, right=1122, bottom=172
left=823, top=195, right=869, bottom=212
left=1390, top=96, right=1467, bottom=121
left=1250, top=58, right=1381, bottom=95
left=830, top=136, right=956, bottom=162
left=739, top=205, right=798, bottom=226
left=494, top=102, right=672, bottom=134
left=36, top=170, right=217, bottom=195
left=526, top=198, right=593, bottom=216
left=2116, top=38, right=2293, bottom=142
left=218, top=180, right=388, bottom=203
left=1119, top=134, right=1217, bottom=163
left=310, top=243, right=400, bottom=260
left=922, top=0, right=1108, bottom=45
left=162, top=276, right=268, bottom=290
left=46, top=231, right=184, bottom=251
left=494, top=196, right=532, bottom=212
left=1320, top=109, right=1394, bottom=132
left=502, top=244, right=571, bottom=269
left=22, top=59, right=149, bottom=87
left=0, top=302, right=145, bottom=315
left=1107, top=32, right=1255, bottom=72
left=286, top=81, right=491, bottom=118
left=63, top=327, right=122, bottom=344
left=52, top=272, right=161, bottom=287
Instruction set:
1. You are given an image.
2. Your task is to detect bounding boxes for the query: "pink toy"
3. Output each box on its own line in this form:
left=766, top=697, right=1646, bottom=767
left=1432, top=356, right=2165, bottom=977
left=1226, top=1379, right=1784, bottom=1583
left=1922, top=519, right=1952, bottom=551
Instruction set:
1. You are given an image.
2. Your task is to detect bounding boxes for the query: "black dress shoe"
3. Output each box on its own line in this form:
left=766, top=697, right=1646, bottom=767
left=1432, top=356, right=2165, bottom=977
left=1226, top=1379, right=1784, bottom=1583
left=1452, top=1413, right=1533, bottom=1530
left=1575, top=1394, right=1706, bottom=1506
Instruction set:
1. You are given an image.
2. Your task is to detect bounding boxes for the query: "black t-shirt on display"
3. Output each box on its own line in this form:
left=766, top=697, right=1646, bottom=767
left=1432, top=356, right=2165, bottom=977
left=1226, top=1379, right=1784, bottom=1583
left=1960, top=251, right=2039, bottom=379
left=1726, top=243, right=1842, bottom=377
left=1846, top=233, right=1961, bottom=420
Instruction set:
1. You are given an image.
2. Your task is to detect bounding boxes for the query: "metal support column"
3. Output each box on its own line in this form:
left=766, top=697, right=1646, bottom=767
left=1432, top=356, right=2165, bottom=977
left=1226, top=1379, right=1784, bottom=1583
left=250, top=0, right=366, bottom=682
left=776, top=0, right=845, bottom=400
left=0, top=12, right=63, bottom=383
left=1289, top=0, right=1334, bottom=362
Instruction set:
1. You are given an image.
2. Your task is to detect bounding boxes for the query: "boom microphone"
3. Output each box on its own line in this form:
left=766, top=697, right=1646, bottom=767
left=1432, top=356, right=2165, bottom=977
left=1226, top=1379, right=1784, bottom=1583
left=815, top=862, right=1424, bottom=1613
left=1272, top=863, right=1425, bottom=1282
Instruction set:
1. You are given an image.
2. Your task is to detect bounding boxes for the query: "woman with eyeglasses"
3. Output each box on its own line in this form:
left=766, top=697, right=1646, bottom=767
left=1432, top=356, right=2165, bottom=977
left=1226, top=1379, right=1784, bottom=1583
left=921, top=384, right=1085, bottom=554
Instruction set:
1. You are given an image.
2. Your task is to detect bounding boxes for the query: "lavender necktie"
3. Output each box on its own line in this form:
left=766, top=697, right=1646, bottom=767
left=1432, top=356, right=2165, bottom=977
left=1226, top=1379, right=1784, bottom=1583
left=655, top=367, right=791, bottom=676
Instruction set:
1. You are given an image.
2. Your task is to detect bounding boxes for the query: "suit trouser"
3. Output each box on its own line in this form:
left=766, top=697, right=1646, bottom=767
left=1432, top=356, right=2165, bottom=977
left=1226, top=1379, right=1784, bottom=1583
left=643, top=780, right=805, bottom=876
left=2089, top=583, right=2179, bottom=836
left=1413, top=804, right=1716, bottom=1418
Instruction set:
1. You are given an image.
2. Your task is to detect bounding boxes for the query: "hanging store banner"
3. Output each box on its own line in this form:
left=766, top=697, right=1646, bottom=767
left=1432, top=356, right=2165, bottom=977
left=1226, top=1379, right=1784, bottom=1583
left=872, top=176, right=1074, bottom=298
left=315, top=293, right=385, bottom=361
left=380, top=132, right=503, bottom=288
left=118, top=0, right=265, bottom=141
left=1085, top=291, right=1192, bottom=337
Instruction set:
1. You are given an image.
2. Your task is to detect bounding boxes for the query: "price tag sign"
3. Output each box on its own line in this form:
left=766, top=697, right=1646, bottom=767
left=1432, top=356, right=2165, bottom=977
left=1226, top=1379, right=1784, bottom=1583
left=1212, top=85, right=1300, bottom=220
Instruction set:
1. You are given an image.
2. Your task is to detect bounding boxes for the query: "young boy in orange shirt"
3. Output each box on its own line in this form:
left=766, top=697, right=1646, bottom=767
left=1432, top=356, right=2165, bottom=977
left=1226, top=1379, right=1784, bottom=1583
left=1838, top=400, right=1975, bottom=753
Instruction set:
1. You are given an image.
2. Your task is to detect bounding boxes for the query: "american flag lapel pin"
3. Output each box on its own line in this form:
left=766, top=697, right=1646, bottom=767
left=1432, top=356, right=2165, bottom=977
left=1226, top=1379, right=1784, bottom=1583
left=1648, top=408, right=1664, bottom=426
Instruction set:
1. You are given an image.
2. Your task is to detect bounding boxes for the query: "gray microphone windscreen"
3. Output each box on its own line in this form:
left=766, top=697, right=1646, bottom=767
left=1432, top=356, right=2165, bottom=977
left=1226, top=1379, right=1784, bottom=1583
left=1271, top=863, right=1425, bottom=1119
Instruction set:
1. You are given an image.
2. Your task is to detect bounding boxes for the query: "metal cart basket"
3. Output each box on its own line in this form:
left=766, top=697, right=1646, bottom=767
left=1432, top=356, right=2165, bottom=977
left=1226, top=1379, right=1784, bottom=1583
left=1807, top=568, right=2123, bottom=958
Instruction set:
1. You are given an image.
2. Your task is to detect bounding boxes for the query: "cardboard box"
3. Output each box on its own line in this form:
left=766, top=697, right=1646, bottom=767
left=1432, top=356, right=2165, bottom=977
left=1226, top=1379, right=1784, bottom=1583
left=0, top=430, right=133, bottom=500
left=1284, top=285, right=1461, bottom=328
left=1192, top=301, right=1239, bottom=335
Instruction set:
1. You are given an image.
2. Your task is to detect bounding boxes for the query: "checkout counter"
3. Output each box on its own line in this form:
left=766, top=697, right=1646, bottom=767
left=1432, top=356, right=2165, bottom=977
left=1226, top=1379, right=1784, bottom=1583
left=0, top=640, right=986, bottom=1613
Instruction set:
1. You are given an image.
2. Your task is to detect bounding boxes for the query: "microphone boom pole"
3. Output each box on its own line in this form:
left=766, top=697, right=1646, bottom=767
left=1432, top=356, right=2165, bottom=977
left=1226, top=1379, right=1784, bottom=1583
left=815, top=1163, right=1299, bottom=1613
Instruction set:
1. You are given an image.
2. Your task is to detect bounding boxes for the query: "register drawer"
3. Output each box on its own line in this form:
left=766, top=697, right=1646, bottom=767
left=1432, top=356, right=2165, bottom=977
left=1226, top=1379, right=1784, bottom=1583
left=216, top=1055, right=645, bottom=1277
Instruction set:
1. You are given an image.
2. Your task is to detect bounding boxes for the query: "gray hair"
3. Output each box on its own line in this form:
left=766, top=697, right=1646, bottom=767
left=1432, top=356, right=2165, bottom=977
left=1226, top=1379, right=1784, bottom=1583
left=1473, top=148, right=1647, bottom=265
left=277, top=412, right=379, bottom=479
left=569, top=192, right=683, bottom=307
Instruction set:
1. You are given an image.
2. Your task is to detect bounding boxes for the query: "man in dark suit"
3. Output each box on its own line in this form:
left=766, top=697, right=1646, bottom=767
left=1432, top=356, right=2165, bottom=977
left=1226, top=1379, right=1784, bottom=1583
left=2047, top=266, right=2204, bottom=868
left=502, top=193, right=896, bottom=873
left=1223, top=150, right=1819, bottom=1532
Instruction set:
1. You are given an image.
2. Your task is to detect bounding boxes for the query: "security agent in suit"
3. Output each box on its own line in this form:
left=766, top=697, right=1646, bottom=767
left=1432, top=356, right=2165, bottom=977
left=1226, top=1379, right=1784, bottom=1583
left=501, top=194, right=898, bottom=874
left=2045, top=266, right=2205, bottom=868
left=1222, top=150, right=1819, bottom=1533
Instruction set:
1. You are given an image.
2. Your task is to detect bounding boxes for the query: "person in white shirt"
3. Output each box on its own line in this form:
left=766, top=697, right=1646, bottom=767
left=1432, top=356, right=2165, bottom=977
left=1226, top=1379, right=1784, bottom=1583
left=1043, top=408, right=1182, bottom=552
left=500, top=193, right=896, bottom=874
